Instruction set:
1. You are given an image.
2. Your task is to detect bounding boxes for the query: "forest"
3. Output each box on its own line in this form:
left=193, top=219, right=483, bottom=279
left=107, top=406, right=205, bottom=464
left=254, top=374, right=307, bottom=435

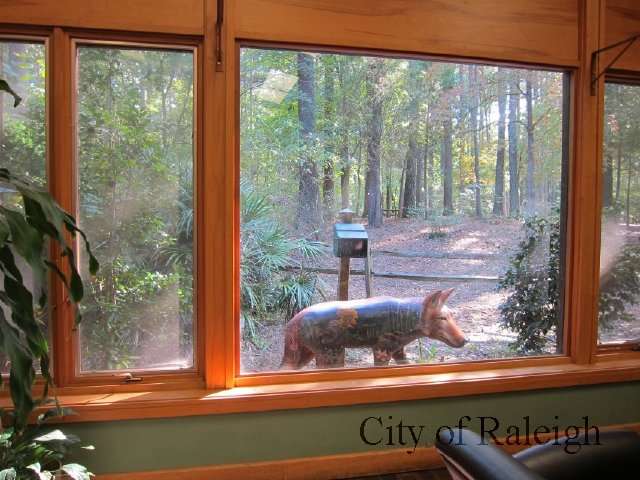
left=1, top=42, right=195, bottom=372
left=238, top=48, right=640, bottom=372
left=1, top=42, right=639, bottom=374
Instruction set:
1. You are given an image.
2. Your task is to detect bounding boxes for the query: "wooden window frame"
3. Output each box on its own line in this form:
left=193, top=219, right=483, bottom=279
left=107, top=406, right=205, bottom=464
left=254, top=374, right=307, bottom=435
left=0, top=0, right=639, bottom=423
left=594, top=72, right=640, bottom=355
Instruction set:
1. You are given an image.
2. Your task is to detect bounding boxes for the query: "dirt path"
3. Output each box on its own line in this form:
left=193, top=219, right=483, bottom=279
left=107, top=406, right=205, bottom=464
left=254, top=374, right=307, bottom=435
left=240, top=216, right=633, bottom=374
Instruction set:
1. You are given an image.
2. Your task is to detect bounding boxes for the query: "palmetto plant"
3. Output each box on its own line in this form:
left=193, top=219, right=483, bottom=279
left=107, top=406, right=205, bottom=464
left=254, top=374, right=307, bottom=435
left=240, top=180, right=325, bottom=342
left=1, top=80, right=97, bottom=478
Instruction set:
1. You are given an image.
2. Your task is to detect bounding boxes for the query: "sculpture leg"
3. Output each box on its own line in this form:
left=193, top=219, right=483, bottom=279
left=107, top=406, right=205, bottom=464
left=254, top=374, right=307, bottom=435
left=373, top=348, right=391, bottom=366
left=392, top=348, right=409, bottom=365
left=315, top=348, right=345, bottom=369
left=297, top=345, right=315, bottom=368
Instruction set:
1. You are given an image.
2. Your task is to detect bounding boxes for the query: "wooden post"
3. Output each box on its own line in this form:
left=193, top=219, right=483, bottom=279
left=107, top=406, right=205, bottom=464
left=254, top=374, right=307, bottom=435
left=338, top=256, right=350, bottom=301
left=364, top=244, right=373, bottom=298
left=337, top=209, right=353, bottom=301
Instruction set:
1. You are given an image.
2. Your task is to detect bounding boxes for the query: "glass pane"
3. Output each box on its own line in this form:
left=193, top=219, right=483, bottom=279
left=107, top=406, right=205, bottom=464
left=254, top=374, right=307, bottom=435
left=77, top=46, right=195, bottom=372
left=599, top=82, right=640, bottom=344
left=0, top=41, right=47, bottom=374
left=239, top=47, right=567, bottom=373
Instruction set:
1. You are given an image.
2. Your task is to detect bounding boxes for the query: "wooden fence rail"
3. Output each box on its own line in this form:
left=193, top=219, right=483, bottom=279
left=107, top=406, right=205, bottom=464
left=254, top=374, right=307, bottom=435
left=317, top=243, right=498, bottom=260
left=283, top=266, right=499, bottom=283
left=372, top=249, right=496, bottom=260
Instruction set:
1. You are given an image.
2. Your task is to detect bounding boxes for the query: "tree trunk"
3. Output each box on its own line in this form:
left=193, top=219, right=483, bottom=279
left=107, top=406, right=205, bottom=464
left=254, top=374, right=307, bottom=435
left=525, top=77, right=536, bottom=214
left=366, top=58, right=384, bottom=227
left=402, top=61, right=422, bottom=217
left=338, top=58, right=351, bottom=209
left=493, top=69, right=507, bottom=215
left=340, top=140, right=351, bottom=209
left=0, top=45, right=4, bottom=151
left=615, top=136, right=622, bottom=205
left=508, top=76, right=520, bottom=217
left=423, top=106, right=432, bottom=216
left=322, top=59, right=335, bottom=219
left=295, top=52, right=321, bottom=232
left=626, top=155, right=632, bottom=227
left=603, top=154, right=614, bottom=208
left=442, top=111, right=454, bottom=216
left=469, top=65, right=482, bottom=217
left=416, top=142, right=424, bottom=208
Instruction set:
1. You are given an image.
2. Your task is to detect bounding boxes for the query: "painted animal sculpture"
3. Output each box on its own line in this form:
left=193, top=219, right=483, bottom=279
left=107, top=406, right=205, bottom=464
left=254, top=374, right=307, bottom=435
left=280, top=288, right=467, bottom=369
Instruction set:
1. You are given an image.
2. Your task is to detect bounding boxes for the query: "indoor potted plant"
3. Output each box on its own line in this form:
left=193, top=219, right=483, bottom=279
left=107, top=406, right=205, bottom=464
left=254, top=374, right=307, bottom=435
left=0, top=80, right=97, bottom=479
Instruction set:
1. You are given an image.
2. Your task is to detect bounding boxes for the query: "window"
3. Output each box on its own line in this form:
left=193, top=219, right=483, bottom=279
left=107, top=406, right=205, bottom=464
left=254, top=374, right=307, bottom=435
left=1, top=1, right=638, bottom=421
left=0, top=39, right=46, bottom=373
left=239, top=47, right=568, bottom=374
left=599, top=81, right=640, bottom=345
left=75, top=45, right=195, bottom=372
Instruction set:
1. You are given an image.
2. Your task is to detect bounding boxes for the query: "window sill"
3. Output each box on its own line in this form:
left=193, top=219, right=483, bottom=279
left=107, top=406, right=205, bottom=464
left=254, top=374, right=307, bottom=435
left=2, top=356, right=636, bottom=423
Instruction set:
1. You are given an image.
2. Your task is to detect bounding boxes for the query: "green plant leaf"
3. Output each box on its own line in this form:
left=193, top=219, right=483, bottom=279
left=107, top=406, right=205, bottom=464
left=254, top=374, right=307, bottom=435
left=35, top=430, right=80, bottom=445
left=61, top=464, right=93, bottom=480
left=0, top=79, right=22, bottom=107
left=0, top=468, right=16, bottom=480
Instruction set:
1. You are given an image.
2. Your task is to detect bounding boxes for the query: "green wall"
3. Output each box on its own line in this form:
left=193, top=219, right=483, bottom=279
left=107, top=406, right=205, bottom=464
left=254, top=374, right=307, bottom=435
left=63, top=382, right=640, bottom=475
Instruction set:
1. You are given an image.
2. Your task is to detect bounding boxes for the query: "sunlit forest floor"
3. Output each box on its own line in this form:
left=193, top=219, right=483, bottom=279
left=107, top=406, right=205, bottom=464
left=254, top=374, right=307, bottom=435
left=240, top=217, right=638, bottom=373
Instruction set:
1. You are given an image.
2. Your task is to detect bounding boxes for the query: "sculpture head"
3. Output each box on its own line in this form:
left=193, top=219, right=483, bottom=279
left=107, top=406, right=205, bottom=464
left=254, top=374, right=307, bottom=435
left=421, top=288, right=467, bottom=348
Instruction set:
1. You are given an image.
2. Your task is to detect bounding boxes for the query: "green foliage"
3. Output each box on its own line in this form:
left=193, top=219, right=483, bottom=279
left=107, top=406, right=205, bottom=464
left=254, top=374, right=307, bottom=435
left=0, top=166, right=96, bottom=477
left=498, top=214, right=560, bottom=353
left=500, top=212, right=640, bottom=352
left=1, top=70, right=95, bottom=476
left=599, top=243, right=640, bottom=329
left=75, top=47, right=195, bottom=371
left=0, top=169, right=98, bottom=426
left=0, top=79, right=21, bottom=107
left=425, top=215, right=460, bottom=239
left=240, top=181, right=326, bottom=342
left=0, top=409, right=93, bottom=480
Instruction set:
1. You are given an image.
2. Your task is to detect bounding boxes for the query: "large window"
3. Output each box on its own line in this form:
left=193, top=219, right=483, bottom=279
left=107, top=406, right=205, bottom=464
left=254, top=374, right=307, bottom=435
left=2, top=0, right=639, bottom=420
left=599, top=81, right=640, bottom=345
left=0, top=39, right=46, bottom=373
left=239, top=47, right=568, bottom=373
left=76, top=45, right=195, bottom=372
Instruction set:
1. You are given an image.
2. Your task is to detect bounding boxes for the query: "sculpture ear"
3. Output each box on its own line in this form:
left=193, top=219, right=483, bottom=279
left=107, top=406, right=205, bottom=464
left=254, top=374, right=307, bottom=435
left=439, top=288, right=455, bottom=305
left=424, top=290, right=443, bottom=309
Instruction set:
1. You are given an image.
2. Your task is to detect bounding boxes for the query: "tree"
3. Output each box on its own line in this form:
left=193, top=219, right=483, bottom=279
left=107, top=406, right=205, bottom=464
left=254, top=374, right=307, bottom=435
left=402, top=61, right=422, bottom=217
left=508, top=75, right=520, bottom=216
left=440, top=65, right=456, bottom=216
left=493, top=69, right=507, bottom=215
left=321, top=57, right=336, bottom=219
left=295, top=52, right=321, bottom=232
left=525, top=76, right=537, bottom=214
left=468, top=65, right=482, bottom=217
left=365, top=58, right=384, bottom=227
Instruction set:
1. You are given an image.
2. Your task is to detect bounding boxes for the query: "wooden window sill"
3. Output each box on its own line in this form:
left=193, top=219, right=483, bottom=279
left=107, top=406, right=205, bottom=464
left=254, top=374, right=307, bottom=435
left=2, top=356, right=637, bottom=423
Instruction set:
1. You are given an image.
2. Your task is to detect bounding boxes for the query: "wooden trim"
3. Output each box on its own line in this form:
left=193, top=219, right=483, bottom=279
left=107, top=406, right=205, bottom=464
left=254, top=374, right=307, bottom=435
left=202, top=0, right=230, bottom=389
left=232, top=0, right=581, bottom=68
left=566, top=0, right=605, bottom=365
left=98, top=422, right=640, bottom=480
left=238, top=39, right=575, bottom=72
left=236, top=356, right=571, bottom=387
left=3, top=358, right=636, bottom=423
left=50, top=26, right=75, bottom=387
left=0, top=0, right=204, bottom=36
left=99, top=447, right=443, bottom=480
left=61, top=35, right=204, bottom=387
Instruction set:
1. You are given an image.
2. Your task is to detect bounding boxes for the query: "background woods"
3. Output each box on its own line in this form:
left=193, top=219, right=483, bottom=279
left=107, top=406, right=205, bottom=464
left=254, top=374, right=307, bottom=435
left=1, top=42, right=196, bottom=372
left=239, top=49, right=565, bottom=230
left=3, top=40, right=639, bottom=375
left=238, top=47, right=576, bottom=372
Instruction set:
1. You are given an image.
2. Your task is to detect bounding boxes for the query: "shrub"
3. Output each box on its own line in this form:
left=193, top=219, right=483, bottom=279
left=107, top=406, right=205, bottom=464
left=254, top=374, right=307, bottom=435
left=498, top=214, right=560, bottom=353
left=499, top=211, right=640, bottom=353
left=240, top=181, right=326, bottom=343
